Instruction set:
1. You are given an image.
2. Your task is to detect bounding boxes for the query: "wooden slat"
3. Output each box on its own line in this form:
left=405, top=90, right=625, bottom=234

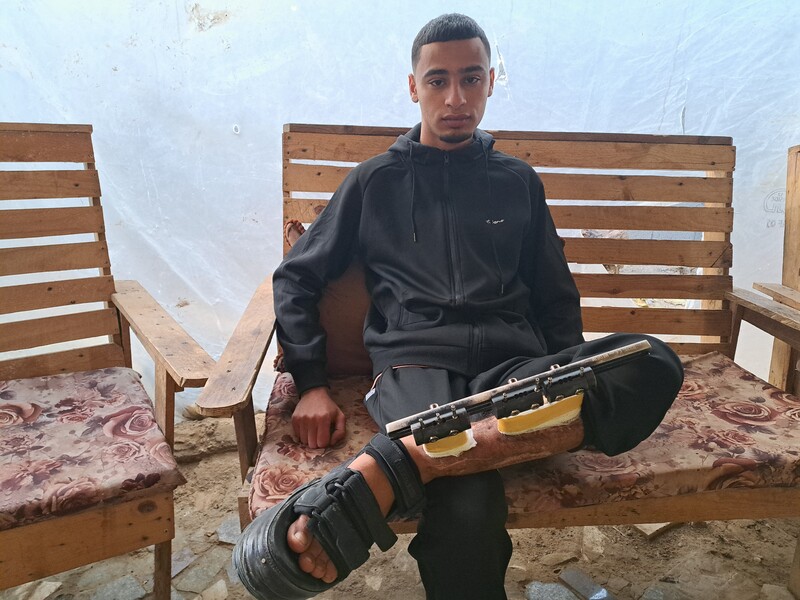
left=501, top=487, right=800, bottom=530
left=0, top=130, right=94, bottom=163
left=285, top=132, right=735, bottom=171
left=196, top=276, right=275, bottom=417
left=582, top=306, right=731, bottom=336
left=541, top=173, right=732, bottom=204
left=112, top=280, right=213, bottom=388
left=0, top=275, right=116, bottom=315
left=284, top=198, right=329, bottom=223
left=284, top=164, right=733, bottom=204
left=0, top=170, right=101, bottom=201
left=669, top=341, right=729, bottom=356
left=754, top=283, right=800, bottom=311
left=0, top=241, right=110, bottom=276
left=0, top=493, right=173, bottom=589
left=726, top=288, right=800, bottom=350
left=494, top=139, right=735, bottom=171
left=0, top=206, right=105, bottom=239
left=551, top=205, right=733, bottom=233
left=564, top=238, right=732, bottom=268
left=0, top=308, right=119, bottom=352
left=284, top=123, right=733, bottom=145
left=573, top=273, right=731, bottom=300
left=0, top=122, right=93, bottom=134
left=0, top=343, right=125, bottom=380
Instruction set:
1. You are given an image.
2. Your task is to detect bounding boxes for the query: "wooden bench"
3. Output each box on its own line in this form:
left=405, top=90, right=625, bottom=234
left=0, top=123, right=214, bottom=598
left=196, top=125, right=800, bottom=595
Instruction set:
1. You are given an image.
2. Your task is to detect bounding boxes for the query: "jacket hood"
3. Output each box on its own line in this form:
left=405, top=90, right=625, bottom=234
left=389, top=124, right=495, bottom=162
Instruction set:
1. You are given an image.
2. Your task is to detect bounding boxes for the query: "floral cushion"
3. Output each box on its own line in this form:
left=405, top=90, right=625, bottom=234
left=249, top=353, right=800, bottom=521
left=0, top=368, right=186, bottom=531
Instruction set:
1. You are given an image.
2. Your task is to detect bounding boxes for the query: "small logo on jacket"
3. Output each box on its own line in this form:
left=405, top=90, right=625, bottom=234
left=486, top=219, right=505, bottom=225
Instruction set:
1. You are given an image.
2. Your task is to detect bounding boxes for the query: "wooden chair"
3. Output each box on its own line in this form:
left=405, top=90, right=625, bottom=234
left=196, top=125, right=800, bottom=595
left=0, top=123, right=214, bottom=598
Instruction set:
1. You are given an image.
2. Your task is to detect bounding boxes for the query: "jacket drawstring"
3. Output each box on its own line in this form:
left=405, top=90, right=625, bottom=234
left=482, top=141, right=505, bottom=296
left=409, top=144, right=419, bottom=242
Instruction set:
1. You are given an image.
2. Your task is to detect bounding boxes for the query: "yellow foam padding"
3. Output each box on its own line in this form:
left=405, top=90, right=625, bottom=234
left=496, top=392, right=584, bottom=436
left=423, top=429, right=477, bottom=458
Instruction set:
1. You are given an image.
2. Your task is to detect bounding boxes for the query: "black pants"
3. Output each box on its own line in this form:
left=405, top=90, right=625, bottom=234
left=365, top=333, right=684, bottom=600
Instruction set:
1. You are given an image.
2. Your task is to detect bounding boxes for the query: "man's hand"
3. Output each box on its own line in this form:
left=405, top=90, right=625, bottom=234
left=292, top=386, right=346, bottom=449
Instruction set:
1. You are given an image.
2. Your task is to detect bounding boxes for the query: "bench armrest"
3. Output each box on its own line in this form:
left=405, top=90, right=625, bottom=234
left=112, top=280, right=214, bottom=388
left=195, top=276, right=276, bottom=417
left=752, top=283, right=800, bottom=311
left=726, top=287, right=800, bottom=354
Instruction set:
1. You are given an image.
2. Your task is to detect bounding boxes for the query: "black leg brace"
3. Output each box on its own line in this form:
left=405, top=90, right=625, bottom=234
left=233, top=434, right=425, bottom=600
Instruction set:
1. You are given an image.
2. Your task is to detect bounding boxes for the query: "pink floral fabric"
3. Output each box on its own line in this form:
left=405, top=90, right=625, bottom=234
left=249, top=353, right=800, bottom=522
left=0, top=368, right=185, bottom=531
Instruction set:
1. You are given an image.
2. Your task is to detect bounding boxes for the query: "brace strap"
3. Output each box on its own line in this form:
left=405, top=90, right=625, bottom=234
left=363, top=433, right=426, bottom=517
left=295, top=467, right=397, bottom=578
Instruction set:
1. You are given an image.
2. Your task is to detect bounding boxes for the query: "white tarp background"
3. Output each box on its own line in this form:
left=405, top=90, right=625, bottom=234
left=2, top=1, right=799, bottom=413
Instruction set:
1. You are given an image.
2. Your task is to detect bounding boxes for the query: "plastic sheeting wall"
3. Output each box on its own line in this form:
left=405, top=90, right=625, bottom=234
left=2, top=1, right=799, bottom=411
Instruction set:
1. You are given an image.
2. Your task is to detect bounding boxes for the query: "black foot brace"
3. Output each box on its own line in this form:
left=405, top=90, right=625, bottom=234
left=233, top=434, right=425, bottom=600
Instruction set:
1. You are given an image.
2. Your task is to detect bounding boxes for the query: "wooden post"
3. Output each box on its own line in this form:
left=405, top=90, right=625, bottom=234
left=233, top=395, right=259, bottom=481
left=155, top=364, right=176, bottom=447
left=768, top=146, right=800, bottom=395
left=790, top=536, right=800, bottom=598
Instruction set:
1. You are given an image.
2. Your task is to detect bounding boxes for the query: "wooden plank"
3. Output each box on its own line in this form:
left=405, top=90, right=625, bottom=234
left=726, top=288, right=800, bottom=350
left=0, top=122, right=93, bottom=134
left=285, top=132, right=736, bottom=171
left=196, top=276, right=275, bottom=417
left=668, top=341, right=728, bottom=356
left=284, top=123, right=733, bottom=145
left=495, top=139, right=736, bottom=171
left=582, top=306, right=731, bottom=336
left=551, top=205, right=733, bottom=233
left=284, top=198, right=329, bottom=223
left=0, top=275, right=115, bottom=314
left=112, top=280, right=213, bottom=388
left=285, top=199, right=736, bottom=242
left=0, top=492, right=173, bottom=589
left=0, top=130, right=94, bottom=163
left=284, top=163, right=733, bottom=205
left=0, top=206, right=105, bottom=239
left=542, top=172, right=732, bottom=204
left=0, top=343, right=125, bottom=380
left=500, top=487, right=800, bottom=530
left=0, top=308, right=120, bottom=352
left=564, top=238, right=732, bottom=268
left=753, top=283, right=800, bottom=311
left=791, top=538, right=800, bottom=598
left=0, top=241, right=110, bottom=276
left=573, top=273, right=731, bottom=300
left=0, top=170, right=101, bottom=201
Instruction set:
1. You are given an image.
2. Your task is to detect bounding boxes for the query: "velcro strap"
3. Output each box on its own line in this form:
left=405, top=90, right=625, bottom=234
left=296, top=468, right=397, bottom=578
left=363, top=434, right=426, bottom=517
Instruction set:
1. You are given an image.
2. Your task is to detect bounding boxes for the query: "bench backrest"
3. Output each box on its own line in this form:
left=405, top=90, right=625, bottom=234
left=282, top=123, right=735, bottom=375
left=0, top=123, right=124, bottom=380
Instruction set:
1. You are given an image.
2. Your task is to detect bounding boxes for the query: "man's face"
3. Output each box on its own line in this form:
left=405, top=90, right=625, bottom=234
left=409, top=38, right=495, bottom=151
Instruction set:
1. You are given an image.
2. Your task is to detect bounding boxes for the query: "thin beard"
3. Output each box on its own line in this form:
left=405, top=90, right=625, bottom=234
left=439, top=132, right=472, bottom=145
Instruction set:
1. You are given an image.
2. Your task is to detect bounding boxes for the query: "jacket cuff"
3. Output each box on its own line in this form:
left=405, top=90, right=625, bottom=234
left=290, top=362, right=329, bottom=397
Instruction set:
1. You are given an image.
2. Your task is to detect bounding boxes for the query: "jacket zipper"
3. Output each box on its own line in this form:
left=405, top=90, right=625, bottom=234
left=443, top=153, right=464, bottom=307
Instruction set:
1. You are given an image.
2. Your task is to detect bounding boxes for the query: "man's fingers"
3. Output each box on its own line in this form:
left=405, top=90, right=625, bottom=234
left=315, top=419, right=331, bottom=449
left=331, top=412, right=346, bottom=445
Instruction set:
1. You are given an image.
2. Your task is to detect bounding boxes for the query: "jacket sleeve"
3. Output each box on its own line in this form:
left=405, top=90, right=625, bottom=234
left=521, top=171, right=584, bottom=353
left=273, top=169, right=363, bottom=395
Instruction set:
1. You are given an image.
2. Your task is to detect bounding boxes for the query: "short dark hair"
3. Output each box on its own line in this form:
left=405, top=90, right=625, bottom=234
left=411, top=14, right=491, bottom=71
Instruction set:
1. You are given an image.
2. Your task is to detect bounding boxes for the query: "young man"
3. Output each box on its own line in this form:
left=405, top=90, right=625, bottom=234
left=236, top=14, right=683, bottom=600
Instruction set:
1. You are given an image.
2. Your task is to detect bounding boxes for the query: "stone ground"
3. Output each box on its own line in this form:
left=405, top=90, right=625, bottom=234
left=3, top=417, right=799, bottom=600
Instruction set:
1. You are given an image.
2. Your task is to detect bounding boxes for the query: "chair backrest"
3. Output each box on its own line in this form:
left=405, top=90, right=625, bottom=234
left=0, top=123, right=124, bottom=380
left=281, top=123, right=736, bottom=375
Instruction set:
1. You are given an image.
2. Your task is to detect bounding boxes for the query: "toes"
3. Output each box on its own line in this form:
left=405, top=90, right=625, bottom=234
left=287, top=515, right=311, bottom=553
left=287, top=515, right=338, bottom=582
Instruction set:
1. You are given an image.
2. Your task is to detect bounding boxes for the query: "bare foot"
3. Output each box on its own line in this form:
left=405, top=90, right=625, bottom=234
left=287, top=515, right=338, bottom=583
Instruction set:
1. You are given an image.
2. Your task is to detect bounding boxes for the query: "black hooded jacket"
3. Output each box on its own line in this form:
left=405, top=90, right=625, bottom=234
left=273, top=125, right=584, bottom=395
